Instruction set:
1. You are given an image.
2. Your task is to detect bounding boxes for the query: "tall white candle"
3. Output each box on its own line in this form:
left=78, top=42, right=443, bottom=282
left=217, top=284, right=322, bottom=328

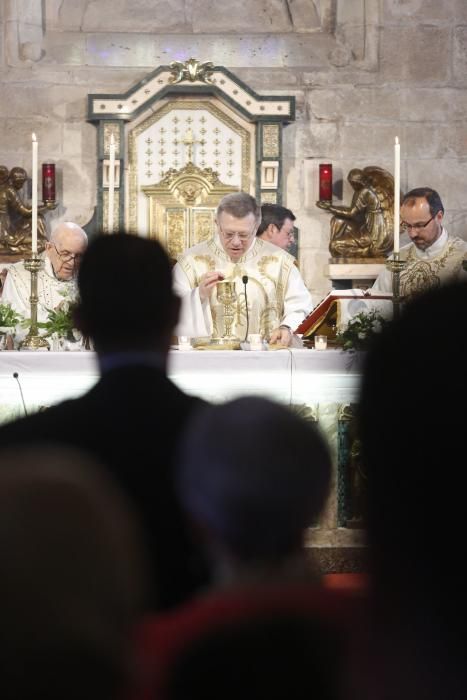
left=394, top=136, right=400, bottom=254
left=31, top=133, right=38, bottom=254
left=108, top=133, right=115, bottom=233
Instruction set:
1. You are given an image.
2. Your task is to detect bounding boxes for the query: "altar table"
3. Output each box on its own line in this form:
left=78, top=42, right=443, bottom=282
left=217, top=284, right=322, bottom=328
left=0, top=348, right=362, bottom=414
left=0, top=348, right=366, bottom=569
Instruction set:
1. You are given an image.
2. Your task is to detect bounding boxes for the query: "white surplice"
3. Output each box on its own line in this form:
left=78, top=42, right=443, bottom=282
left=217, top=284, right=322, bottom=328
left=2, top=255, right=78, bottom=324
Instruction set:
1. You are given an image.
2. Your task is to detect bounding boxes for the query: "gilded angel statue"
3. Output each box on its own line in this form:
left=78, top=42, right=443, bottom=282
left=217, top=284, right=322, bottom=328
left=316, top=166, right=399, bottom=259
left=0, top=166, right=55, bottom=255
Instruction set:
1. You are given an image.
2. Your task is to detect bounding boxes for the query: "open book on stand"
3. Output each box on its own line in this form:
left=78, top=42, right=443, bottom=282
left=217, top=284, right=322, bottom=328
left=294, top=289, right=394, bottom=344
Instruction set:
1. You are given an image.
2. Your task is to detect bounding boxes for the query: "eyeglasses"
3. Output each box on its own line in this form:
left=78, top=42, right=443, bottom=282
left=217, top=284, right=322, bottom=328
left=52, top=243, right=83, bottom=263
left=400, top=214, right=436, bottom=232
left=219, top=225, right=257, bottom=242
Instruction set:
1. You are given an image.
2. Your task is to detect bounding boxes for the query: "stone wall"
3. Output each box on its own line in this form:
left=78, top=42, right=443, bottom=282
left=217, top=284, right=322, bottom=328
left=1, top=0, right=467, bottom=299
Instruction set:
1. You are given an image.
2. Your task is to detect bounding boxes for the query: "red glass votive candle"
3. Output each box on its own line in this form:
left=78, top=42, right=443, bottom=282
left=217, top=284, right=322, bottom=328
left=42, top=163, right=56, bottom=202
left=319, top=163, right=333, bottom=202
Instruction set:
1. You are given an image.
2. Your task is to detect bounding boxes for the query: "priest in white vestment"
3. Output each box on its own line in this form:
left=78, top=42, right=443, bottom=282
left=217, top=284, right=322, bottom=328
left=172, top=193, right=313, bottom=346
left=2, top=221, right=88, bottom=336
left=373, top=187, right=467, bottom=296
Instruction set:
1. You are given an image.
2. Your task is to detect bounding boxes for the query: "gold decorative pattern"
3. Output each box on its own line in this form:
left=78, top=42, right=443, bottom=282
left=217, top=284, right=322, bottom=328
left=157, top=162, right=231, bottom=190
left=169, top=58, right=215, bottom=84
left=290, top=403, right=318, bottom=423
left=400, top=238, right=464, bottom=298
left=128, top=99, right=252, bottom=233
left=193, top=255, right=216, bottom=275
left=166, top=209, right=186, bottom=260
left=141, top=161, right=235, bottom=256
left=338, top=404, right=355, bottom=422
left=192, top=209, right=215, bottom=245
left=262, top=124, right=280, bottom=158
left=261, top=192, right=277, bottom=204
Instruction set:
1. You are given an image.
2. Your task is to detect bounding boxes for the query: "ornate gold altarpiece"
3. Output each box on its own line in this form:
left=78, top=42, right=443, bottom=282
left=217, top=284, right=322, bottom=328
left=87, top=59, right=296, bottom=257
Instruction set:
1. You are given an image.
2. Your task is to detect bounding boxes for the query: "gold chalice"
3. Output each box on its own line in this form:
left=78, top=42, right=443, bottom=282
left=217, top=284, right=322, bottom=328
left=208, top=279, right=241, bottom=350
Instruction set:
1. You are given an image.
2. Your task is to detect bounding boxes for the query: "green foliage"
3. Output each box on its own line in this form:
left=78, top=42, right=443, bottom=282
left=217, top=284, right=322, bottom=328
left=0, top=303, right=22, bottom=329
left=37, top=301, right=77, bottom=342
left=336, top=309, right=388, bottom=351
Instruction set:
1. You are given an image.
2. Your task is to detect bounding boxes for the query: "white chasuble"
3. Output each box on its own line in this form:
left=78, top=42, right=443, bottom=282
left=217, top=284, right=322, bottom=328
left=173, top=236, right=313, bottom=339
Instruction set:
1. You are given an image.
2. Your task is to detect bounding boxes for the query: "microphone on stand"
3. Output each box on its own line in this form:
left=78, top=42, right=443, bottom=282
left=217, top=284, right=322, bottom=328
left=242, top=275, right=249, bottom=342
left=12, top=372, right=28, bottom=416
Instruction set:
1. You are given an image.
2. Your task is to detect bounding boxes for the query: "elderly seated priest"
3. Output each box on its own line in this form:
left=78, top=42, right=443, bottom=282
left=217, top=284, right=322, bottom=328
left=2, top=221, right=88, bottom=324
left=172, top=192, right=312, bottom=346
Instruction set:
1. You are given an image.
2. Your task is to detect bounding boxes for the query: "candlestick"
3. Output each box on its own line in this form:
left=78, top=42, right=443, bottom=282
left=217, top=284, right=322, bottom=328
left=394, top=137, right=400, bottom=254
left=32, top=133, right=38, bottom=254
left=319, top=163, right=333, bottom=202
left=386, top=256, right=406, bottom=321
left=108, top=133, right=115, bottom=233
left=19, top=256, right=50, bottom=350
left=42, top=163, right=56, bottom=202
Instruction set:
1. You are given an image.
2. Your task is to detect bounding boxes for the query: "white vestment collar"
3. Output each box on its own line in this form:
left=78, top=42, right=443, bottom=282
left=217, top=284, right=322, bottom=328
left=413, top=227, right=448, bottom=260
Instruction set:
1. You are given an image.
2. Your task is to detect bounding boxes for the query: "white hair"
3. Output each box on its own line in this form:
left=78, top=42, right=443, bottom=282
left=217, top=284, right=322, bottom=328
left=50, top=221, right=88, bottom=245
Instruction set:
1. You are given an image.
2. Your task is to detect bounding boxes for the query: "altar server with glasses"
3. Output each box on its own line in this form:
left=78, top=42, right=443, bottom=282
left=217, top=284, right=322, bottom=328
left=372, top=187, right=467, bottom=298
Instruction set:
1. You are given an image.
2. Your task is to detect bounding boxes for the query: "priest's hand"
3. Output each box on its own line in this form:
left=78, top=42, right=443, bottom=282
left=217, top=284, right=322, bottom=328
left=199, top=271, right=224, bottom=302
left=269, top=325, right=293, bottom=347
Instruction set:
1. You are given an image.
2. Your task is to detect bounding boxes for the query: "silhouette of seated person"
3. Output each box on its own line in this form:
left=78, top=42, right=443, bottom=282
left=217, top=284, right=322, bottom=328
left=132, top=397, right=366, bottom=700
left=165, top=614, right=345, bottom=700
left=0, top=233, right=211, bottom=612
left=0, top=444, right=146, bottom=700
left=358, top=280, right=467, bottom=700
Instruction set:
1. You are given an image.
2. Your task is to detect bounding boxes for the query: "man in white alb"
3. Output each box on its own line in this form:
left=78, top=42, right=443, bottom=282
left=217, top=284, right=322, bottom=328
left=172, top=192, right=312, bottom=346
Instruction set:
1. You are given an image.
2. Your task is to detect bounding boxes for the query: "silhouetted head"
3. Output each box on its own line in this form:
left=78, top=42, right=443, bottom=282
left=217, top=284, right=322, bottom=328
left=75, top=232, right=180, bottom=354
left=0, top=444, right=146, bottom=700
left=177, top=396, right=332, bottom=564
left=359, top=281, right=467, bottom=613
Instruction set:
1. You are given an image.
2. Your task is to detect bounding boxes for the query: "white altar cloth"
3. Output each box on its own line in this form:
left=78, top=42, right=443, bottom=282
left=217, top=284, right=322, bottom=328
left=0, top=348, right=366, bottom=549
left=0, top=349, right=363, bottom=421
